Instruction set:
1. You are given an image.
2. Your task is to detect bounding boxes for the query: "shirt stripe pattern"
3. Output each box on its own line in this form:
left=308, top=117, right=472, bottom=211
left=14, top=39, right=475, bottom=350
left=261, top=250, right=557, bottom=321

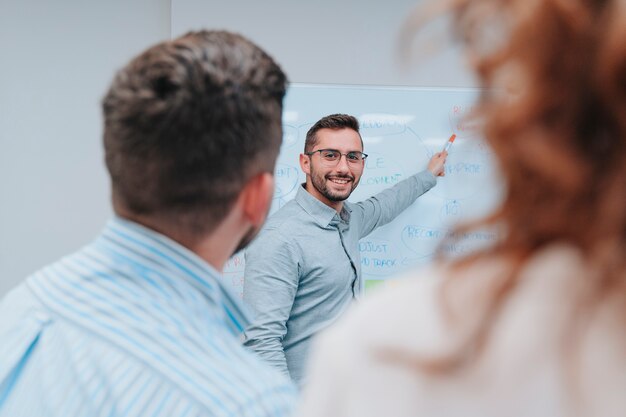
left=0, top=217, right=297, bottom=417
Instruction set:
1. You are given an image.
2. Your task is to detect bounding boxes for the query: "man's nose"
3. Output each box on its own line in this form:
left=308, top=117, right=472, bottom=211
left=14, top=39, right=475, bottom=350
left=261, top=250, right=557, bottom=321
left=335, top=154, right=351, bottom=172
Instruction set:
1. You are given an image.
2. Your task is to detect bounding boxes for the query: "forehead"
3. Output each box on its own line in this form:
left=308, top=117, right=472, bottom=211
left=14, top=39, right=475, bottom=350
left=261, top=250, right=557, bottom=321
left=315, top=128, right=363, bottom=151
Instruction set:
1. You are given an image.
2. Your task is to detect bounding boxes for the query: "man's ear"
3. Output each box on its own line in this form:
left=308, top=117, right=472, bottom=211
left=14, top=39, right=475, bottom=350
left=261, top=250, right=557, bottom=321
left=240, top=172, right=274, bottom=227
left=299, top=153, right=311, bottom=175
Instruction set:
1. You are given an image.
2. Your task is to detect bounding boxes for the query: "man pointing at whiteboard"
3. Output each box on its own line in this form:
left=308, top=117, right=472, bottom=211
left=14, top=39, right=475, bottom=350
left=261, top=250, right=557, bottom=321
left=243, top=113, right=446, bottom=385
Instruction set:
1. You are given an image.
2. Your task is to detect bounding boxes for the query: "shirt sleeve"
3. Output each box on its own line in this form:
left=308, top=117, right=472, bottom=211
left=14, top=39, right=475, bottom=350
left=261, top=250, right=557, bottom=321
left=354, top=169, right=437, bottom=238
left=242, top=230, right=300, bottom=378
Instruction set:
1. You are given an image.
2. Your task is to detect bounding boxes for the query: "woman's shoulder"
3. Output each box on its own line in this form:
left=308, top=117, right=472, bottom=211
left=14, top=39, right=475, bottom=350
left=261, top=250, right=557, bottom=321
left=323, top=264, right=455, bottom=358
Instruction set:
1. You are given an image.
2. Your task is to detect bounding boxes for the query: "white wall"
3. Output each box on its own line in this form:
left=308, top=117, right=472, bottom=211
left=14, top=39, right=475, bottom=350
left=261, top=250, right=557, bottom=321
left=171, top=0, right=476, bottom=87
left=0, top=0, right=171, bottom=296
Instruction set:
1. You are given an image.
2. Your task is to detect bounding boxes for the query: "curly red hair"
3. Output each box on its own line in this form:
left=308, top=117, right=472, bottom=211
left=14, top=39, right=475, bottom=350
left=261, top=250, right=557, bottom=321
left=401, top=0, right=626, bottom=372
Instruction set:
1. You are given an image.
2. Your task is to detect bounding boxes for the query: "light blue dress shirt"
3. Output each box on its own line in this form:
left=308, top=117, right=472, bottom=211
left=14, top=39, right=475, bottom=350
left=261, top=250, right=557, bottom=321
left=243, top=170, right=437, bottom=385
left=0, top=217, right=296, bottom=417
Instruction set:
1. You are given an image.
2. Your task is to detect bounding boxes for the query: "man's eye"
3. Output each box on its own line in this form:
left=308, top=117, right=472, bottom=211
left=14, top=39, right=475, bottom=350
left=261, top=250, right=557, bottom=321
left=347, top=153, right=359, bottom=161
left=323, top=151, right=338, bottom=159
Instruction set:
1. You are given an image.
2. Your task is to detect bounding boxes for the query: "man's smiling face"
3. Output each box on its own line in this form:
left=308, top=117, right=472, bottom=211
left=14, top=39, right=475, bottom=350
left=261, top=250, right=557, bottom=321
left=301, top=127, right=364, bottom=209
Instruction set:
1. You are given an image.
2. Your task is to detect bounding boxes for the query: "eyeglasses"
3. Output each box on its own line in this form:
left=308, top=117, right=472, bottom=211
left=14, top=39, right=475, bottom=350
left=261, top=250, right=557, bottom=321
left=305, top=149, right=368, bottom=166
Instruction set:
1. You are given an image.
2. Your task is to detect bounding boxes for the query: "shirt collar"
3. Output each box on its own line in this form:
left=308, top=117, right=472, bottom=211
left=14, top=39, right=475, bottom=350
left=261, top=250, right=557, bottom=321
left=102, top=216, right=252, bottom=335
left=294, top=184, right=351, bottom=228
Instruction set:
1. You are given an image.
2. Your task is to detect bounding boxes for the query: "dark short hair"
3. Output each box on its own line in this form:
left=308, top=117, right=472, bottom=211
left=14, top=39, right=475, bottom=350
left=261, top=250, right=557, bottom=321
left=103, top=30, right=287, bottom=236
left=304, top=114, right=362, bottom=153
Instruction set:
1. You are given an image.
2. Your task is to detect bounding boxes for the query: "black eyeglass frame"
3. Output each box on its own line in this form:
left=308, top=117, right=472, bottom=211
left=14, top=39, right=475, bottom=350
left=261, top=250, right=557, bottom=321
left=305, top=148, right=368, bottom=165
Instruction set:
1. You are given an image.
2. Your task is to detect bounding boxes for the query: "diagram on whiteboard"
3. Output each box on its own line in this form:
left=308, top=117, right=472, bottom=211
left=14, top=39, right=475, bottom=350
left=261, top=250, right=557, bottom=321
left=224, top=84, right=503, bottom=297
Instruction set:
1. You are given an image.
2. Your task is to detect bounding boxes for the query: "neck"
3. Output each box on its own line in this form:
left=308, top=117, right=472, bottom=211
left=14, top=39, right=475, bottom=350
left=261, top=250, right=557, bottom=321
left=115, top=210, right=240, bottom=272
left=304, top=182, right=344, bottom=213
left=189, top=231, right=239, bottom=272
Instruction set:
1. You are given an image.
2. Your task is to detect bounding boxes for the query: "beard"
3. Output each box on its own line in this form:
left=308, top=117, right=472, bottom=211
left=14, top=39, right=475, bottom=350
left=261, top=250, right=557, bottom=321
left=310, top=169, right=360, bottom=202
left=232, top=194, right=272, bottom=256
left=232, top=224, right=261, bottom=256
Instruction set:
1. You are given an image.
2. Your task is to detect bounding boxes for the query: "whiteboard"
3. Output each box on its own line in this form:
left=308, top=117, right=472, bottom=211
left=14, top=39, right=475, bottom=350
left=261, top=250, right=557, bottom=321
left=224, top=84, right=503, bottom=296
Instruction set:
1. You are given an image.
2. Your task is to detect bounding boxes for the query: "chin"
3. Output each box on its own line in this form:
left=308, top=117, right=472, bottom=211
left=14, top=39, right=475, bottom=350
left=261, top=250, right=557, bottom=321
left=327, top=191, right=352, bottom=202
left=332, top=187, right=356, bottom=201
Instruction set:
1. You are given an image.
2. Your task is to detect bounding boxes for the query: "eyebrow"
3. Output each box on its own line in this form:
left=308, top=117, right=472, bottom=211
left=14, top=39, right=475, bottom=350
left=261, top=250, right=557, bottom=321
left=322, top=149, right=363, bottom=153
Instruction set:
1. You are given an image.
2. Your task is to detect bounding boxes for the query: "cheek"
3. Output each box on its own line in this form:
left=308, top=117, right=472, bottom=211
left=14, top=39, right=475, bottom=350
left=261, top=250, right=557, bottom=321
left=312, top=165, right=329, bottom=179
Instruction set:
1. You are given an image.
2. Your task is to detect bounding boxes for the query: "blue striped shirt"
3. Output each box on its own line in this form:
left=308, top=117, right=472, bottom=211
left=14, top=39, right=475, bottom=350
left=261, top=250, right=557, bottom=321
left=0, top=217, right=297, bottom=417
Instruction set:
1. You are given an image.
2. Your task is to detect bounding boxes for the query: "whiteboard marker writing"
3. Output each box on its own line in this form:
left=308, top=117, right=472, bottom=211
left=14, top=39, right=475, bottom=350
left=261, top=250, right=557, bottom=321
left=443, top=134, right=456, bottom=152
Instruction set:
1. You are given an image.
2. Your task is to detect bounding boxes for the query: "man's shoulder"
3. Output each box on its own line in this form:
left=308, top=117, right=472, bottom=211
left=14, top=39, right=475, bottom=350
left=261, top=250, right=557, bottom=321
left=0, top=304, right=296, bottom=416
left=0, top=282, right=51, bottom=373
left=0, top=245, right=297, bottom=416
left=261, top=199, right=306, bottom=231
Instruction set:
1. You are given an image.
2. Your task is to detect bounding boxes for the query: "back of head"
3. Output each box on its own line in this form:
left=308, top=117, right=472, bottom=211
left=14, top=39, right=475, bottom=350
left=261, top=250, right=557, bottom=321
left=103, top=30, right=287, bottom=240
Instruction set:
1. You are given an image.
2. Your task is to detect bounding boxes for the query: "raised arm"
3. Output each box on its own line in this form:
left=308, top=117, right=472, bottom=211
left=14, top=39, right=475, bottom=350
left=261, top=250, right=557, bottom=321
left=242, top=230, right=300, bottom=378
left=355, top=152, right=446, bottom=238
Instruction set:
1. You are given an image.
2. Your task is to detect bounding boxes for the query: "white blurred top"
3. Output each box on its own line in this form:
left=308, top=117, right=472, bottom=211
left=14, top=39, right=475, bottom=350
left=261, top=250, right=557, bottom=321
left=297, top=244, right=625, bottom=417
